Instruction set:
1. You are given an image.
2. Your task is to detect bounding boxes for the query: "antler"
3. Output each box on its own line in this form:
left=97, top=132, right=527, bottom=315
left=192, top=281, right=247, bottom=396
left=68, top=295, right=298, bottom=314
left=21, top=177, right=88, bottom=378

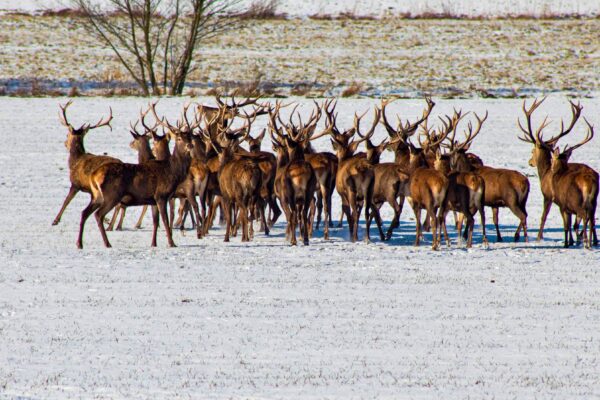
left=517, top=97, right=549, bottom=144
left=562, top=118, right=594, bottom=154
left=354, top=107, right=381, bottom=145
left=454, top=111, right=488, bottom=152
left=58, top=100, right=74, bottom=129
left=544, top=99, right=583, bottom=146
left=380, top=97, right=435, bottom=139
left=84, top=107, right=113, bottom=131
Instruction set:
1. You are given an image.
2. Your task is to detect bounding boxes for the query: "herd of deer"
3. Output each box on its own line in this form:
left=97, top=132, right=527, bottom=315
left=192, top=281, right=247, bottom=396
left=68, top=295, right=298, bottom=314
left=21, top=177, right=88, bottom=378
left=51, top=95, right=599, bottom=250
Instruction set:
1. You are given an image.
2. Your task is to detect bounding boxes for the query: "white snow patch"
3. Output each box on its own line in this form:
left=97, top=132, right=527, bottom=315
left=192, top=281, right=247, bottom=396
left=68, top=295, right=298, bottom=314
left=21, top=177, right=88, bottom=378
left=0, top=97, right=599, bottom=398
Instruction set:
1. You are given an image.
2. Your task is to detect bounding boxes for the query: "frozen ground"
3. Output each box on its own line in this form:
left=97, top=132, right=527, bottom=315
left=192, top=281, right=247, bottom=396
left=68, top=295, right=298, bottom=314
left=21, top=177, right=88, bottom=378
left=2, top=0, right=599, bottom=17
left=0, top=96, right=599, bottom=399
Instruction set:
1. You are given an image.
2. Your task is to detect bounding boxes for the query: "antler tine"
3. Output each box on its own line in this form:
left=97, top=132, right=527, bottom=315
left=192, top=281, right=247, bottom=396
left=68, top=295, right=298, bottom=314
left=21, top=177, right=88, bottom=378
left=58, top=100, right=74, bottom=128
left=139, top=106, right=158, bottom=133
left=149, top=101, right=175, bottom=131
left=354, top=108, right=380, bottom=144
left=353, top=109, right=370, bottom=138
left=85, top=106, right=113, bottom=131
left=129, top=120, right=143, bottom=137
left=457, top=111, right=488, bottom=151
left=563, top=117, right=594, bottom=154
left=545, top=99, right=583, bottom=146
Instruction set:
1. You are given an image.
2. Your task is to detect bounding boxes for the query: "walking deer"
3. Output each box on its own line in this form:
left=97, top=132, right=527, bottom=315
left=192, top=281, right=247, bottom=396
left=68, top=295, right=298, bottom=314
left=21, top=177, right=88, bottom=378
left=53, top=101, right=118, bottom=226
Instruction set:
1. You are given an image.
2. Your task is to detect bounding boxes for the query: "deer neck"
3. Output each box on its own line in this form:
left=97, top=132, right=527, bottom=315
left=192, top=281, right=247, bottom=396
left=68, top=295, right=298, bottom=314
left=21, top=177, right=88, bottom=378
left=535, top=147, right=553, bottom=181
left=276, top=151, right=289, bottom=169
left=137, top=142, right=154, bottom=163
left=67, top=137, right=86, bottom=168
left=169, top=148, right=191, bottom=180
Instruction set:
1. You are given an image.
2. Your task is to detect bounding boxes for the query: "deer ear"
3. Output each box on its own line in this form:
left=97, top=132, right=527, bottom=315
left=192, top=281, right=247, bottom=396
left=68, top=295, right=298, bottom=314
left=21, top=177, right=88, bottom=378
left=330, top=139, right=338, bottom=150
left=435, top=149, right=442, bottom=160
left=349, top=141, right=360, bottom=154
left=366, top=140, right=373, bottom=149
left=257, top=128, right=266, bottom=142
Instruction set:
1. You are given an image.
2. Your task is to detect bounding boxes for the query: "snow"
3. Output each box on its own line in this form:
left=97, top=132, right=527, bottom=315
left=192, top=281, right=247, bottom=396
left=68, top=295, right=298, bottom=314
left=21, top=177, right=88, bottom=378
left=1, top=96, right=599, bottom=399
left=2, top=0, right=599, bottom=17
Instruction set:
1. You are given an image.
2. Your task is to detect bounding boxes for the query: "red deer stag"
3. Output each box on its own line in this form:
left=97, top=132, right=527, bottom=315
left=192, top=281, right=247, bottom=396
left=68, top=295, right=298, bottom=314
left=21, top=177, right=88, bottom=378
left=53, top=101, right=118, bottom=226
left=549, top=123, right=598, bottom=249
left=518, top=97, right=597, bottom=245
left=329, top=108, right=380, bottom=242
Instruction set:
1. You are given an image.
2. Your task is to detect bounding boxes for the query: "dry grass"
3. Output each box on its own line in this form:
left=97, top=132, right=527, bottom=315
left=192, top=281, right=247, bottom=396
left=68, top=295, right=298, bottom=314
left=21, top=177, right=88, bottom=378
left=341, top=82, right=364, bottom=98
left=1, top=16, right=598, bottom=97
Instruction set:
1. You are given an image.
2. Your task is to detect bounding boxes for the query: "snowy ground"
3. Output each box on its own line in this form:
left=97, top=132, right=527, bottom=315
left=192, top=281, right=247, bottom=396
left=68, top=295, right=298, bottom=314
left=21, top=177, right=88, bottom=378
left=1, top=96, right=599, bottom=399
left=2, top=0, right=599, bottom=17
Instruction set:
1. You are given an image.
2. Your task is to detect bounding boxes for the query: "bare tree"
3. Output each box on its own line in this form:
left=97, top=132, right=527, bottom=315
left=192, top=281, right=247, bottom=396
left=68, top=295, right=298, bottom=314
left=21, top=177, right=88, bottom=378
left=71, top=0, right=243, bottom=95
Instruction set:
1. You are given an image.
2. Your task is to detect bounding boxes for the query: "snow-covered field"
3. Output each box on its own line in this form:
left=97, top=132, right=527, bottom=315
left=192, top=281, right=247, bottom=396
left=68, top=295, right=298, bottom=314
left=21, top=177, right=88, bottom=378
left=1, top=96, right=599, bottom=399
left=2, top=0, right=599, bottom=17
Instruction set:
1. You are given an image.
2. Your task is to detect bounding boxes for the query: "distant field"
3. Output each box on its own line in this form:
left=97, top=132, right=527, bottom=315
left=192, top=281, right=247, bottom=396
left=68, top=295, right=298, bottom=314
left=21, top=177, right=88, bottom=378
left=0, top=15, right=599, bottom=97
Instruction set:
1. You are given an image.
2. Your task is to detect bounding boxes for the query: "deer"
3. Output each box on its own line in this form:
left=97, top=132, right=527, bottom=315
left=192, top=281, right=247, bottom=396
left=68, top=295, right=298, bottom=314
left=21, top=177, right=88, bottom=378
left=328, top=107, right=380, bottom=243
left=202, top=113, right=264, bottom=242
left=268, top=103, right=323, bottom=245
left=549, top=123, right=598, bottom=249
left=517, top=97, right=598, bottom=246
left=75, top=102, right=196, bottom=248
left=52, top=101, right=118, bottom=226
left=363, top=133, right=409, bottom=241
left=450, top=115, right=530, bottom=243
left=106, top=108, right=163, bottom=231
left=150, top=103, right=207, bottom=240
left=404, top=134, right=450, bottom=250
left=434, top=111, right=488, bottom=248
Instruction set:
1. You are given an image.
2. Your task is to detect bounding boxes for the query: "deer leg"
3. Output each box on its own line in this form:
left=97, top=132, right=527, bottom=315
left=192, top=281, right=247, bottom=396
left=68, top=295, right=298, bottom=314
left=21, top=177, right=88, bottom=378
left=259, top=199, right=269, bottom=236
left=115, top=205, right=127, bottom=231
left=240, top=205, right=249, bottom=242
left=386, top=197, right=401, bottom=241
left=580, top=213, right=590, bottom=249
left=106, top=206, right=120, bottom=231
left=560, top=209, right=570, bottom=248
left=169, top=198, right=176, bottom=229
left=315, top=190, right=323, bottom=231
left=218, top=201, right=225, bottom=226
left=372, top=204, right=385, bottom=241
left=157, top=198, right=176, bottom=247
left=465, top=212, right=475, bottom=248
left=222, top=200, right=232, bottom=243
left=492, top=207, right=502, bottom=242
left=440, top=209, right=450, bottom=247
left=430, top=207, right=440, bottom=250
left=76, top=200, right=100, bottom=249
left=185, top=191, right=203, bottom=239
left=537, top=197, right=552, bottom=241
left=509, top=203, right=528, bottom=243
left=413, top=206, right=422, bottom=247
left=289, top=205, right=298, bottom=246
left=571, top=216, right=581, bottom=246
left=456, top=212, right=464, bottom=246
left=135, top=205, right=148, bottom=229
left=300, top=202, right=309, bottom=246
left=341, top=200, right=352, bottom=237
left=94, top=202, right=118, bottom=248
left=150, top=206, right=159, bottom=247
left=53, top=185, right=78, bottom=225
